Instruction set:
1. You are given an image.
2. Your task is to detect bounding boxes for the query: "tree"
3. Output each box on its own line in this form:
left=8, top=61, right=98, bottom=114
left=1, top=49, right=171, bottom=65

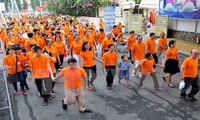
left=16, top=0, right=22, bottom=10
left=23, top=0, right=28, bottom=9
left=132, top=0, right=142, bottom=14
left=48, top=0, right=110, bottom=16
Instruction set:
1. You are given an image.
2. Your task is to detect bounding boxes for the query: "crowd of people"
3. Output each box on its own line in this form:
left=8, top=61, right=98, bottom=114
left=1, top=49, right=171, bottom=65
left=0, top=15, right=199, bottom=112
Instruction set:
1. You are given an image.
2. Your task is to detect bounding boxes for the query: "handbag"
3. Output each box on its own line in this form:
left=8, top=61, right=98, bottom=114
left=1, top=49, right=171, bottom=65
left=7, top=55, right=19, bottom=84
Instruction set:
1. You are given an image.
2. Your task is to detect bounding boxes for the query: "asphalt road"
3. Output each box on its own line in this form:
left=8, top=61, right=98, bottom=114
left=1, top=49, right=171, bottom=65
left=0, top=35, right=200, bottom=120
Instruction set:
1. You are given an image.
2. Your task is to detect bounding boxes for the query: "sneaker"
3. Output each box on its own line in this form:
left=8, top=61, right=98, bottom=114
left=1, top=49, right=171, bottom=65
left=22, top=90, right=28, bottom=95
left=107, top=86, right=112, bottom=90
left=188, top=95, right=197, bottom=101
left=62, top=100, right=68, bottom=110
left=52, top=90, right=57, bottom=93
left=43, top=101, right=48, bottom=106
left=132, top=74, right=136, bottom=77
left=180, top=96, right=188, bottom=101
left=14, top=90, right=19, bottom=95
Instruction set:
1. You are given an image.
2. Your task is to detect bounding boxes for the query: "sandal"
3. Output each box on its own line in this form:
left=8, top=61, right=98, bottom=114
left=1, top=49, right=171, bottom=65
left=168, top=84, right=174, bottom=88
left=49, top=96, right=53, bottom=100
left=79, top=108, right=93, bottom=113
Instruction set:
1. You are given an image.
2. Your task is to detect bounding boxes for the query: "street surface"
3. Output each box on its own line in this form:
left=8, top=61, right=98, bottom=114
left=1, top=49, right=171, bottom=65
left=0, top=34, right=200, bottom=120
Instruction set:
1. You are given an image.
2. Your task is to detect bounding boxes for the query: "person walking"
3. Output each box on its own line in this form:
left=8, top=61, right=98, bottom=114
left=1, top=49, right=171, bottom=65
left=53, top=58, right=93, bottom=113
left=3, top=46, right=28, bottom=95
left=102, top=44, right=119, bottom=90
left=156, top=32, right=168, bottom=64
left=133, top=53, right=163, bottom=91
left=127, top=31, right=136, bottom=60
left=30, top=46, right=54, bottom=106
left=180, top=49, right=199, bottom=101
left=162, top=40, right=180, bottom=88
left=145, top=33, right=158, bottom=68
left=80, top=41, right=102, bottom=91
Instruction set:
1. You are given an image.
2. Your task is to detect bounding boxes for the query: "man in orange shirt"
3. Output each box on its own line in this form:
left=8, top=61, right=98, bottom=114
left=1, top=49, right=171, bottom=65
left=99, top=18, right=105, bottom=29
left=66, top=31, right=74, bottom=48
left=97, top=29, right=105, bottom=57
left=53, top=58, right=93, bottom=113
left=111, top=25, right=120, bottom=42
left=102, top=44, right=119, bottom=90
left=180, top=49, right=199, bottom=101
left=156, top=32, right=167, bottom=64
left=25, top=33, right=38, bottom=52
left=101, top=33, right=114, bottom=54
left=127, top=31, right=136, bottom=59
left=30, top=46, right=54, bottom=106
left=145, top=33, right=158, bottom=68
left=131, top=35, right=145, bottom=77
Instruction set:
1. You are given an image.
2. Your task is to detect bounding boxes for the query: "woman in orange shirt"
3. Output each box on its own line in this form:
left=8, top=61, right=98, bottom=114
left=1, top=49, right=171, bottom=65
left=133, top=53, right=163, bottom=90
left=80, top=41, right=102, bottom=91
left=102, top=44, right=119, bottom=90
left=67, top=35, right=83, bottom=66
left=162, top=40, right=180, bottom=88
left=53, top=35, right=67, bottom=70
left=67, top=31, right=74, bottom=48
left=3, top=46, right=28, bottom=95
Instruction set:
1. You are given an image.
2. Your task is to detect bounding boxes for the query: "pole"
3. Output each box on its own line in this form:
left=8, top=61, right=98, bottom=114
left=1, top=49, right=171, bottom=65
left=0, top=11, right=8, bottom=28
left=40, top=0, right=42, bottom=15
left=13, top=0, right=22, bottom=18
left=3, top=70, right=14, bottom=120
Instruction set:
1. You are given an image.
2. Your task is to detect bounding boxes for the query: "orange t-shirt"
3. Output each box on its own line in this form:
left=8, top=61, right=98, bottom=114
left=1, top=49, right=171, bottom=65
left=25, top=39, right=38, bottom=52
left=80, top=50, right=95, bottom=67
left=43, top=46, right=58, bottom=58
left=140, top=58, right=155, bottom=75
left=3, top=54, right=23, bottom=74
left=26, top=51, right=35, bottom=70
left=64, top=26, right=71, bottom=36
left=70, top=41, right=83, bottom=54
left=132, top=43, right=145, bottom=60
left=99, top=21, right=105, bottom=28
left=112, top=29, right=120, bottom=37
left=102, top=52, right=118, bottom=66
left=127, top=36, right=136, bottom=50
left=30, top=54, right=50, bottom=79
left=182, top=57, right=198, bottom=78
left=102, top=38, right=114, bottom=51
left=60, top=67, right=87, bottom=89
left=157, top=38, right=167, bottom=51
left=82, top=36, right=95, bottom=49
left=67, top=35, right=74, bottom=46
left=38, top=38, right=46, bottom=49
left=165, top=48, right=178, bottom=60
left=53, top=41, right=65, bottom=55
left=78, top=28, right=85, bottom=39
left=145, top=38, right=156, bottom=54
left=97, top=32, right=105, bottom=44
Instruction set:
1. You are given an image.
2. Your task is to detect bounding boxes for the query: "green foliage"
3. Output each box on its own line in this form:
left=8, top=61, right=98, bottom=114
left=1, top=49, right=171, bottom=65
left=16, top=0, right=22, bottom=10
left=23, top=0, right=28, bottom=9
left=48, top=0, right=110, bottom=16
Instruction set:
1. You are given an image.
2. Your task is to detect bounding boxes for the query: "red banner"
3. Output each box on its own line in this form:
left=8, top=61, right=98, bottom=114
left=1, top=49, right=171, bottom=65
left=35, top=2, right=49, bottom=11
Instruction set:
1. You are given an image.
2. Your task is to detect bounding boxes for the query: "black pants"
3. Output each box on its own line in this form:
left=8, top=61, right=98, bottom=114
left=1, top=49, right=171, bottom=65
left=105, top=66, right=116, bottom=87
left=54, top=54, right=64, bottom=70
left=35, top=78, right=52, bottom=102
left=180, top=76, right=199, bottom=97
left=152, top=53, right=158, bottom=68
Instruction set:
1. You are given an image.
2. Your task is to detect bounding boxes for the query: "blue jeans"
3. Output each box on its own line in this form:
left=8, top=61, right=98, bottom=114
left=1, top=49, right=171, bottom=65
left=13, top=71, right=25, bottom=91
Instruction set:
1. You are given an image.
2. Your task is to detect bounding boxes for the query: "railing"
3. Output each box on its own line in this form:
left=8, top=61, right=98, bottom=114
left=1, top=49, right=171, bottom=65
left=0, top=70, right=14, bottom=120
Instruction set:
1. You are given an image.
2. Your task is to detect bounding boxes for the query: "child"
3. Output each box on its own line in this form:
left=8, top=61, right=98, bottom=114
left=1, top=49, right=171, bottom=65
left=118, top=55, right=131, bottom=87
left=133, top=53, right=163, bottom=91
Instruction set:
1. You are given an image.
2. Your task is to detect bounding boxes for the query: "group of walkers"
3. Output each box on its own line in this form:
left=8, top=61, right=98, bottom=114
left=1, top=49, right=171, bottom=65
left=0, top=15, right=199, bottom=112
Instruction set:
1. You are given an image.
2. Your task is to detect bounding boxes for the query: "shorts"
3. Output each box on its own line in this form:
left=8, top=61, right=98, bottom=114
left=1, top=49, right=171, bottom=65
left=119, top=70, right=130, bottom=80
left=64, top=88, right=84, bottom=107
